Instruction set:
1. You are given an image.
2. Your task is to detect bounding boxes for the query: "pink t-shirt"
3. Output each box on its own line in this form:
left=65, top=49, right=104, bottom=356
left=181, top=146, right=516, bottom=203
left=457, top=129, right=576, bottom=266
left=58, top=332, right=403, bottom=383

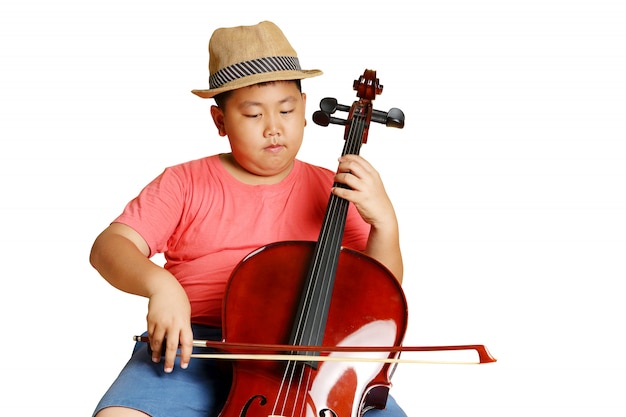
left=114, top=155, right=370, bottom=327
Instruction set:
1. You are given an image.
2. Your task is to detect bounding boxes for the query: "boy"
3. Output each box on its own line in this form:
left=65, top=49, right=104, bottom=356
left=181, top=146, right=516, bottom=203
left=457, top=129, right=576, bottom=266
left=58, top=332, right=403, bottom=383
left=90, top=21, right=406, bottom=417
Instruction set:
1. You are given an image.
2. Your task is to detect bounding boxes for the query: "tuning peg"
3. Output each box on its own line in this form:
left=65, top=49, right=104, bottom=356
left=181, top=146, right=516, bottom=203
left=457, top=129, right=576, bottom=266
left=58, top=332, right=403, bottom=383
left=369, top=108, right=405, bottom=128
left=312, top=110, right=347, bottom=127
left=319, top=97, right=350, bottom=115
left=384, top=108, right=405, bottom=129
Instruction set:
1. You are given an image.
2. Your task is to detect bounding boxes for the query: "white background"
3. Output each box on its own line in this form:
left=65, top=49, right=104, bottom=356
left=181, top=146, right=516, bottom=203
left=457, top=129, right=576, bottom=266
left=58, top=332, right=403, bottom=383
left=1, top=0, right=625, bottom=415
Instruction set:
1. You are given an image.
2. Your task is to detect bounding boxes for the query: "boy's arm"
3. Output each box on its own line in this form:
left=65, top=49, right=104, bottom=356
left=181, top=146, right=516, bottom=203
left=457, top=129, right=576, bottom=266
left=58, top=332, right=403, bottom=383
left=89, top=222, right=193, bottom=372
left=364, top=213, right=403, bottom=283
left=331, top=154, right=404, bottom=283
left=90, top=222, right=163, bottom=296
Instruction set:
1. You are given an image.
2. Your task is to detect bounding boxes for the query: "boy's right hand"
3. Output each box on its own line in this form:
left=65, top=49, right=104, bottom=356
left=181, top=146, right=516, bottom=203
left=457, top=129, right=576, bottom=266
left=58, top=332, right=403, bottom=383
left=146, top=279, right=193, bottom=373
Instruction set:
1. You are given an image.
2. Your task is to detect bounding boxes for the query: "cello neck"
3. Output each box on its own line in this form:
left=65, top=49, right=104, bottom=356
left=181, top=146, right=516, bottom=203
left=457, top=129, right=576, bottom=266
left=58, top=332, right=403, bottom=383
left=289, top=75, right=378, bottom=352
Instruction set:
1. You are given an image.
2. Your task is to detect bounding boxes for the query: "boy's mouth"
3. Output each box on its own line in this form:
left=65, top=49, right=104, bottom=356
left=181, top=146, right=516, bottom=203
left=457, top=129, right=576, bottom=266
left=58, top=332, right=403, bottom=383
left=265, top=144, right=284, bottom=152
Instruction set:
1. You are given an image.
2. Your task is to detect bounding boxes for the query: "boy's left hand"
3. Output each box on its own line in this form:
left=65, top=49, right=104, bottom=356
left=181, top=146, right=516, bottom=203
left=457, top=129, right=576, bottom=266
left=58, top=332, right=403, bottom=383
left=331, top=153, right=404, bottom=282
left=331, top=154, right=395, bottom=228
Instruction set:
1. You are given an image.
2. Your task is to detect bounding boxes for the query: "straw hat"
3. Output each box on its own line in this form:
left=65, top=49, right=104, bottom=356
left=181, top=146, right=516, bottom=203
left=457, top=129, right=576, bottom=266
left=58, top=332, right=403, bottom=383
left=191, top=21, right=323, bottom=99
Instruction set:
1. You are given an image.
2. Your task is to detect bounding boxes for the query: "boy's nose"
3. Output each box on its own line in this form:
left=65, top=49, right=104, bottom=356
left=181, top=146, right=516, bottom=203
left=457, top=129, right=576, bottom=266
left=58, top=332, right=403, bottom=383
left=264, top=119, right=280, bottom=138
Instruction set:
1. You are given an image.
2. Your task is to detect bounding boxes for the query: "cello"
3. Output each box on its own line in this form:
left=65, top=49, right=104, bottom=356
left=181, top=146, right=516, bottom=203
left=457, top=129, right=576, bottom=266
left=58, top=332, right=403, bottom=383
left=218, top=69, right=408, bottom=417
left=134, top=69, right=495, bottom=415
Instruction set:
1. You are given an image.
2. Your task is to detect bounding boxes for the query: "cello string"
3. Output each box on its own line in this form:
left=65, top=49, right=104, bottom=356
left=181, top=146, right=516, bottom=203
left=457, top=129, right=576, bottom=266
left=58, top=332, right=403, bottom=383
left=274, top=360, right=297, bottom=416
left=294, top=366, right=314, bottom=417
left=294, top=364, right=311, bottom=417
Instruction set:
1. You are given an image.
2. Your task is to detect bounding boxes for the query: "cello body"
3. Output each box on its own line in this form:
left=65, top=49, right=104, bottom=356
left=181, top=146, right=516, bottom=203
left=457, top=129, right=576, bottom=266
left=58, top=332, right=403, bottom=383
left=220, top=241, right=408, bottom=417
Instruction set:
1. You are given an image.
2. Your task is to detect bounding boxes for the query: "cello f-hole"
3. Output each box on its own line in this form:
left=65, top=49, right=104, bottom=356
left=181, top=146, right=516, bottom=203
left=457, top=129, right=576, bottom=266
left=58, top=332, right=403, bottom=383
left=240, top=395, right=267, bottom=417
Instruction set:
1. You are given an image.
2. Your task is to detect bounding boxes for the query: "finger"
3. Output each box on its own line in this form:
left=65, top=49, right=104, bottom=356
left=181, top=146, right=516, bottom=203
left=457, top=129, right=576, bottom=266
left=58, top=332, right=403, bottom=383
left=331, top=185, right=355, bottom=202
left=178, top=327, right=194, bottom=370
left=339, top=173, right=357, bottom=192
left=163, top=333, right=180, bottom=373
left=335, top=167, right=366, bottom=193
left=338, top=154, right=370, bottom=174
left=336, top=160, right=357, bottom=177
left=148, top=325, right=164, bottom=364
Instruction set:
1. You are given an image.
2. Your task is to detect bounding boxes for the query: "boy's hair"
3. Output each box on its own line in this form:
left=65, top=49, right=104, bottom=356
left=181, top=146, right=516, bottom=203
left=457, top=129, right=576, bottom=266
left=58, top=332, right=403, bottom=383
left=213, top=79, right=302, bottom=109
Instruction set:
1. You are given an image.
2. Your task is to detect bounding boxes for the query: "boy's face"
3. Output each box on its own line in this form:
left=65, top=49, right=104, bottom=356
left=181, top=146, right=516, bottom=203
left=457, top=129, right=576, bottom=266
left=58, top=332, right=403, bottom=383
left=210, top=81, right=307, bottom=183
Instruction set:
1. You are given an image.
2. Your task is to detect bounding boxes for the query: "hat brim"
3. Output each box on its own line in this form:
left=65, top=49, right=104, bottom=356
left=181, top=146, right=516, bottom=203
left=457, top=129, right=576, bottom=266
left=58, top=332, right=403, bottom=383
left=191, top=69, right=322, bottom=99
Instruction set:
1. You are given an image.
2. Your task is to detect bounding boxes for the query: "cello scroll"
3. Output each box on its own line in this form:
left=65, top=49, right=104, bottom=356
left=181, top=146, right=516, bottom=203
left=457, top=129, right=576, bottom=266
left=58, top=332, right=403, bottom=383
left=313, top=69, right=405, bottom=139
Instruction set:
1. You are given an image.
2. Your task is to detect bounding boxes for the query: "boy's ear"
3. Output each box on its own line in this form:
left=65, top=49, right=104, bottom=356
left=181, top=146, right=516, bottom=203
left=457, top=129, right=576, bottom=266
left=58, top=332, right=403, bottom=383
left=210, top=105, right=227, bottom=137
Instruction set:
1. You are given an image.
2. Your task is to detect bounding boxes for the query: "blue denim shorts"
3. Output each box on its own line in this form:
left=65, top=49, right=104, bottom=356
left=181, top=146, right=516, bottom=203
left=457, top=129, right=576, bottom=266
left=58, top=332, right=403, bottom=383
left=93, top=324, right=406, bottom=417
